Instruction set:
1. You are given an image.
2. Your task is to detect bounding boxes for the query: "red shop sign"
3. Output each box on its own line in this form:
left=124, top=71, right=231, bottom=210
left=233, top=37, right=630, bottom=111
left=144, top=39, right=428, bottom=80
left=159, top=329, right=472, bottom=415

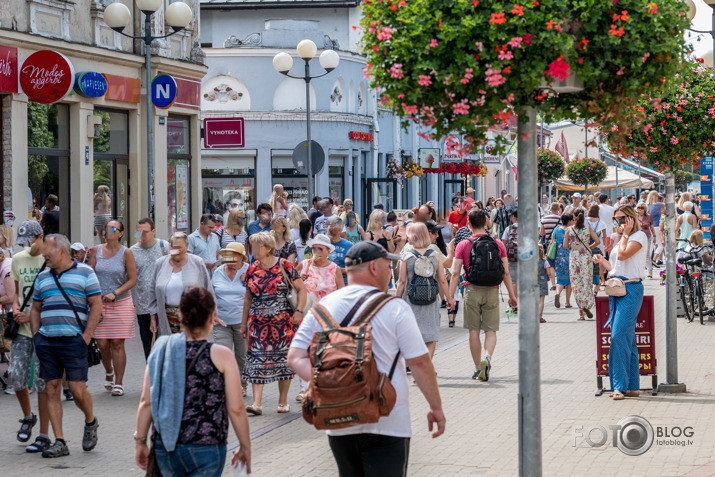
left=595, top=295, right=658, bottom=394
left=20, top=50, right=75, bottom=104
left=204, top=118, right=245, bottom=148
left=0, top=45, right=18, bottom=93
left=349, top=131, right=373, bottom=142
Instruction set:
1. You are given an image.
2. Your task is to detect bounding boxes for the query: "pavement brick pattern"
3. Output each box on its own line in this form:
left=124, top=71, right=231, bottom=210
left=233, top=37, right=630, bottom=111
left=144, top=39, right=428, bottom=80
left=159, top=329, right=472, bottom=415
left=1, top=277, right=714, bottom=476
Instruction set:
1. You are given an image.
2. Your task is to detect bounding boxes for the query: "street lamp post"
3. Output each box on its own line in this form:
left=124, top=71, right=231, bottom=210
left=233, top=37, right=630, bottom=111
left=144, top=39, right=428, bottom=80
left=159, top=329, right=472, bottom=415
left=104, top=0, right=193, bottom=220
left=273, top=41, right=340, bottom=203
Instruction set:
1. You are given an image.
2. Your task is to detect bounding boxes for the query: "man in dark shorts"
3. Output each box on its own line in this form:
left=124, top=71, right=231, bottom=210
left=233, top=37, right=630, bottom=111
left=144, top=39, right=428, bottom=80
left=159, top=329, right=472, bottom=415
left=31, top=234, right=102, bottom=458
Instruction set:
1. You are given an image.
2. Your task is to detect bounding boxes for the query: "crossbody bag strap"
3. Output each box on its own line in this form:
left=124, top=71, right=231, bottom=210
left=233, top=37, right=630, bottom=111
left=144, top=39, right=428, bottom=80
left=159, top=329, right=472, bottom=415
left=572, top=228, right=593, bottom=256
left=50, top=271, right=85, bottom=333
left=19, top=262, right=46, bottom=312
left=388, top=351, right=401, bottom=380
left=186, top=341, right=210, bottom=377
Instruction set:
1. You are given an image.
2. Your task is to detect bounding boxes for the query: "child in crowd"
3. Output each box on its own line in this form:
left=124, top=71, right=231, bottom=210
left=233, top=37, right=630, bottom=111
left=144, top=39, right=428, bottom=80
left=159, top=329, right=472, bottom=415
left=538, top=244, right=550, bottom=323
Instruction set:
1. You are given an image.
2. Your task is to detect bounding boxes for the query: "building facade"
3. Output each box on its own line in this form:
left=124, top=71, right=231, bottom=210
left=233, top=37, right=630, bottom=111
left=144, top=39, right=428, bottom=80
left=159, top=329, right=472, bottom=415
left=0, top=0, right=206, bottom=244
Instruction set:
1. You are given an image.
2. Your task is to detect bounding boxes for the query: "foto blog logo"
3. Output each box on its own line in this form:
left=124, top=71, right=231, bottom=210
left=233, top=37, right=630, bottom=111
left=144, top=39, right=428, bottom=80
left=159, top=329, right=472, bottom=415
left=572, top=415, right=694, bottom=456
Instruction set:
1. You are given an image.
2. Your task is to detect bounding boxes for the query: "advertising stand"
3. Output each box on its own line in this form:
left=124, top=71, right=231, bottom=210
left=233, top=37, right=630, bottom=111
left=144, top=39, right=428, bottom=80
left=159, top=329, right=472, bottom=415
left=595, top=296, right=658, bottom=396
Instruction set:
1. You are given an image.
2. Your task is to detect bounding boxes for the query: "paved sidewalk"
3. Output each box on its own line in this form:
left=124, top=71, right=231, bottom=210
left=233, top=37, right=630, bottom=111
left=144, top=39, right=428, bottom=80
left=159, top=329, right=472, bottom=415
left=2, top=277, right=714, bottom=476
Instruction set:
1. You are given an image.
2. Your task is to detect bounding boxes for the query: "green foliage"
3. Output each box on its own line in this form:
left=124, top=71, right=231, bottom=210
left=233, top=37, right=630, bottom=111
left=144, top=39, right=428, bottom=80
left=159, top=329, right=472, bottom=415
left=674, top=170, right=699, bottom=189
left=360, top=0, right=689, bottom=152
left=566, top=157, right=607, bottom=186
left=27, top=102, right=53, bottom=199
left=606, top=63, right=715, bottom=173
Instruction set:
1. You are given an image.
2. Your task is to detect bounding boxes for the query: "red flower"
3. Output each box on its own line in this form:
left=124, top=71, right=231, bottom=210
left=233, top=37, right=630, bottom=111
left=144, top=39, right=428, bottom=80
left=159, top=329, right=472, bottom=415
left=523, top=33, right=532, bottom=44
left=546, top=19, right=559, bottom=30
left=647, top=2, right=657, bottom=14
left=511, top=4, right=524, bottom=16
left=472, top=0, right=479, bottom=5
left=490, top=12, right=507, bottom=24
left=546, top=54, right=570, bottom=81
left=609, top=24, right=625, bottom=37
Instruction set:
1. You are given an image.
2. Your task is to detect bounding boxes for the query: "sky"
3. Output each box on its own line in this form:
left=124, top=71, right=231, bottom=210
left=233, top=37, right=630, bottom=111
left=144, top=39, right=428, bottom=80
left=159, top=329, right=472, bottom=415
left=689, top=0, right=715, bottom=63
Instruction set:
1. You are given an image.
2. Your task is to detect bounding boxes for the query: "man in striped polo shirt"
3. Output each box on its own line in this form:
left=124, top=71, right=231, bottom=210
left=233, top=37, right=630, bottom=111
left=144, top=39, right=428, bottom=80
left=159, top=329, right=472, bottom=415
left=540, top=203, right=562, bottom=289
left=30, top=234, right=102, bottom=458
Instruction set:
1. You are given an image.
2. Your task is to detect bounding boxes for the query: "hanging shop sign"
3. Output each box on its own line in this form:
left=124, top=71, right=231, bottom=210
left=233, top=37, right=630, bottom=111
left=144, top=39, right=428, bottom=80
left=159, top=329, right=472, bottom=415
left=701, top=156, right=713, bottom=243
left=159, top=71, right=200, bottom=110
left=349, top=131, right=373, bottom=142
left=0, top=45, right=18, bottom=93
left=104, top=74, right=141, bottom=103
left=151, top=73, right=178, bottom=109
left=418, top=148, right=440, bottom=169
left=20, top=50, right=75, bottom=104
left=482, top=138, right=501, bottom=164
left=203, top=118, right=245, bottom=148
left=73, top=72, right=107, bottom=98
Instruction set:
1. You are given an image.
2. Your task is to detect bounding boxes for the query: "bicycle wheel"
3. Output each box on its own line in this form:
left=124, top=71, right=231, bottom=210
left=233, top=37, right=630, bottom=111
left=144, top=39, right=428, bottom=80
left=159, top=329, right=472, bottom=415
left=695, top=279, right=706, bottom=325
left=680, top=276, right=693, bottom=322
left=688, top=276, right=698, bottom=323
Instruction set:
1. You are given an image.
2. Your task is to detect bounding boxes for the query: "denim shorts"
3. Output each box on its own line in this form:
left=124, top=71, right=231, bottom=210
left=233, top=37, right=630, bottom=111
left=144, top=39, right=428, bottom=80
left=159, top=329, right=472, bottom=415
left=33, top=333, right=88, bottom=382
left=154, top=436, right=227, bottom=477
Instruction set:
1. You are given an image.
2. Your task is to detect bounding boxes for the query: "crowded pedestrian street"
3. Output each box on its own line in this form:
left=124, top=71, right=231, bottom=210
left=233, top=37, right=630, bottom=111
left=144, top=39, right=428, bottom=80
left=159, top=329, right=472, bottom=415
left=2, top=277, right=714, bottom=477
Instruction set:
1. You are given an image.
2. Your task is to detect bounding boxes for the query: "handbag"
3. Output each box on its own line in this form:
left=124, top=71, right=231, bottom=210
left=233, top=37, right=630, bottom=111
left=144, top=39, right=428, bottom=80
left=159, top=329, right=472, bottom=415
left=546, top=228, right=558, bottom=260
left=50, top=272, right=102, bottom=368
left=4, top=263, right=46, bottom=340
left=604, top=278, right=640, bottom=297
left=278, top=259, right=299, bottom=311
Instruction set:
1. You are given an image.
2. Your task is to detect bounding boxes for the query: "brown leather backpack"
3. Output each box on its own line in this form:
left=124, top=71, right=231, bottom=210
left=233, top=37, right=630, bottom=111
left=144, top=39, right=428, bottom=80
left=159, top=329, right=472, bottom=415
left=301, top=290, right=400, bottom=430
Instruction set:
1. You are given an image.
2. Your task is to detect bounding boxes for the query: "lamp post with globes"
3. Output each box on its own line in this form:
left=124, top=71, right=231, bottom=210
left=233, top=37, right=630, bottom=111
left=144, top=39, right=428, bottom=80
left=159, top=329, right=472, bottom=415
left=273, top=40, right=340, bottom=203
left=103, top=0, right=193, bottom=220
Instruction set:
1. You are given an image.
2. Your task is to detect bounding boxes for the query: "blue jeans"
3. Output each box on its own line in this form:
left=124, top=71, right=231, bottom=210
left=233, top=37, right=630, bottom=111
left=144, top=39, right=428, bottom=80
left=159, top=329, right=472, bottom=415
left=607, top=278, right=644, bottom=393
left=154, top=436, right=226, bottom=477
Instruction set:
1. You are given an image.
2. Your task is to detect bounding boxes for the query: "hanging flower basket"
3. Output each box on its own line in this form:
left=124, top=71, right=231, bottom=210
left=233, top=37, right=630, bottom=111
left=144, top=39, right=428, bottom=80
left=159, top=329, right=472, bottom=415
left=403, top=160, right=424, bottom=178
left=537, top=148, right=565, bottom=184
left=566, top=157, right=607, bottom=187
left=423, top=162, right=488, bottom=177
left=387, top=159, right=406, bottom=186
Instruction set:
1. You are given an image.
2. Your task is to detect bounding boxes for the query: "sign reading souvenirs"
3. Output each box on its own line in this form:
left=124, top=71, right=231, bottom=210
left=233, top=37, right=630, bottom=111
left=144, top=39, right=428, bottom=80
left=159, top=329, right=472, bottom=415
left=701, top=156, right=713, bottom=243
left=74, top=72, right=108, bottom=98
left=0, top=45, right=18, bottom=93
left=20, top=50, right=75, bottom=104
left=349, top=131, right=373, bottom=142
left=151, top=74, right=178, bottom=109
left=203, top=118, right=245, bottom=148
left=594, top=295, right=658, bottom=396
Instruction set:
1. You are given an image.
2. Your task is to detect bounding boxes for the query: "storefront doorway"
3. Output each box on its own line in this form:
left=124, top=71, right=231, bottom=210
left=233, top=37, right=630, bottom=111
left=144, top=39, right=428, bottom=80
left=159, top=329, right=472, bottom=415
left=27, top=102, right=71, bottom=236
left=364, top=178, right=396, bottom=225
left=444, top=179, right=465, bottom=217
left=93, top=109, right=129, bottom=245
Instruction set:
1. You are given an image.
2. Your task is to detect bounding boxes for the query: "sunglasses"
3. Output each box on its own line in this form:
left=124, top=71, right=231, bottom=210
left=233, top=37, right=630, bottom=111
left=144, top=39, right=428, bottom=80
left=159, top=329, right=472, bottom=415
left=109, top=226, right=120, bottom=232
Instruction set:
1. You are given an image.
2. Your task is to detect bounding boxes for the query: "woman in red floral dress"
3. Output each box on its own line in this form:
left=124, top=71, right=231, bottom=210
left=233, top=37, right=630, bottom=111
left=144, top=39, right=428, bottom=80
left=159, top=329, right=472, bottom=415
left=241, top=232, right=307, bottom=415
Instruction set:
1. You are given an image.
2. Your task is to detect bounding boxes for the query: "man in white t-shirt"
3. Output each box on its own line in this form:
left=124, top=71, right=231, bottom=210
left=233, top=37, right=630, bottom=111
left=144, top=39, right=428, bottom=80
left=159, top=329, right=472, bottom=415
left=288, top=241, right=446, bottom=476
left=598, top=193, right=615, bottom=242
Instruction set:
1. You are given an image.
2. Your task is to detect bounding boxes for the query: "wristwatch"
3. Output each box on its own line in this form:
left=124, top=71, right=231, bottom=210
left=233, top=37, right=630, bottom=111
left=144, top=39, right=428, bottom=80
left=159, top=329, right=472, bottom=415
left=133, top=431, right=147, bottom=443
left=294, top=309, right=303, bottom=314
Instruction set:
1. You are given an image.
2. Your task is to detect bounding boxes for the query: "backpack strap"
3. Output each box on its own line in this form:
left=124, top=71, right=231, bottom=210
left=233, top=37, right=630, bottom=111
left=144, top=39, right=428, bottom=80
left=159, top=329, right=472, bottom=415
left=353, top=293, right=396, bottom=327
left=339, top=289, right=381, bottom=327
left=312, top=303, right=339, bottom=331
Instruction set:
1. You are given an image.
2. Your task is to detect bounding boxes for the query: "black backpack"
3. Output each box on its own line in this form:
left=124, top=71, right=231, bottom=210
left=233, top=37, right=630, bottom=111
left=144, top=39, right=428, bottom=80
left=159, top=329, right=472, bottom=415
left=466, top=235, right=505, bottom=287
left=406, top=249, right=439, bottom=305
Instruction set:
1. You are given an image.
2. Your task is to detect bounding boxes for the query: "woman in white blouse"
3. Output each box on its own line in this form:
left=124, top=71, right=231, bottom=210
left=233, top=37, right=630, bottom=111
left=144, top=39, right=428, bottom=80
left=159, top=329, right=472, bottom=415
left=593, top=205, right=645, bottom=401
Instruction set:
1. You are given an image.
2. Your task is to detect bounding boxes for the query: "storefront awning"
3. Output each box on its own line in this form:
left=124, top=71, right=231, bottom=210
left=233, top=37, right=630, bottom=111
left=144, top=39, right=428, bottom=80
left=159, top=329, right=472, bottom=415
left=600, top=151, right=665, bottom=181
left=553, top=166, right=654, bottom=191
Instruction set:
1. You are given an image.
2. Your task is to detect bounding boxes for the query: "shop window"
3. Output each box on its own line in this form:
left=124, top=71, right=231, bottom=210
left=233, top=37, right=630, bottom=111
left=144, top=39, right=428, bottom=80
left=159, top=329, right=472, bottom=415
left=168, top=116, right=191, bottom=233
left=202, top=161, right=256, bottom=224
left=27, top=102, right=70, bottom=235
left=329, top=164, right=344, bottom=204
left=272, top=155, right=309, bottom=210
left=93, top=109, right=129, bottom=244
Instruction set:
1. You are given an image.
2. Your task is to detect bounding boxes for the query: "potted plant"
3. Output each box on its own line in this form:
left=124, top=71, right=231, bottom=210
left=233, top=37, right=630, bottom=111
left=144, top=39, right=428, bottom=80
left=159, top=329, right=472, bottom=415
left=565, top=157, right=607, bottom=192
left=537, top=148, right=565, bottom=184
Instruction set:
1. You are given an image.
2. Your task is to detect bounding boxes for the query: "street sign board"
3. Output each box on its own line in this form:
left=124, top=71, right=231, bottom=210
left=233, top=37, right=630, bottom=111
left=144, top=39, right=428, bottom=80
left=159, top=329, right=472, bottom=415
left=151, top=74, right=177, bottom=109
left=292, top=140, right=325, bottom=175
left=595, top=295, right=657, bottom=395
left=418, top=148, right=440, bottom=169
left=20, top=50, right=75, bottom=103
left=0, top=45, right=18, bottom=93
left=203, top=118, right=245, bottom=148
left=701, top=156, right=713, bottom=243
left=74, top=72, right=107, bottom=98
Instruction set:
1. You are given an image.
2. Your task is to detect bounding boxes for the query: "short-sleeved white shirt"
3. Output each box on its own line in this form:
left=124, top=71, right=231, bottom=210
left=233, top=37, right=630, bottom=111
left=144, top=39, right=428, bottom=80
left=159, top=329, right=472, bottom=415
left=598, top=203, right=615, bottom=237
left=290, top=284, right=428, bottom=438
left=609, top=231, right=647, bottom=280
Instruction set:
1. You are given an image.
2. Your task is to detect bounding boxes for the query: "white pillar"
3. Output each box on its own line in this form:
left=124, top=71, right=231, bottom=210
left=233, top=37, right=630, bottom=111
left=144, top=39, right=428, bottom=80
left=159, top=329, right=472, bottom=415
left=69, top=101, right=96, bottom=245
left=11, top=95, right=29, bottom=239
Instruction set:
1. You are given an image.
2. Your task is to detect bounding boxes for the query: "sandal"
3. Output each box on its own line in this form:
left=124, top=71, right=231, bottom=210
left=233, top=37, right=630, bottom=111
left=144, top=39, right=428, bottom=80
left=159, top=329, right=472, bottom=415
left=295, top=391, right=306, bottom=402
left=577, top=315, right=585, bottom=321
left=104, top=372, right=114, bottom=392
left=609, top=391, right=640, bottom=398
left=277, top=404, right=290, bottom=413
left=612, top=391, right=626, bottom=401
left=246, top=403, right=262, bottom=415
left=565, top=304, right=573, bottom=308
left=17, top=413, right=37, bottom=442
left=448, top=320, right=455, bottom=328
left=554, top=294, right=561, bottom=308
left=111, top=384, right=124, bottom=397
left=583, top=308, right=593, bottom=319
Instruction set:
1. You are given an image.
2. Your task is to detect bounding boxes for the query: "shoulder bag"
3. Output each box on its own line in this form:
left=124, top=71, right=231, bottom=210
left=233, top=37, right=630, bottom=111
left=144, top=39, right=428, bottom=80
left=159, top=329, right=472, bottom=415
left=278, top=259, right=299, bottom=311
left=546, top=228, right=558, bottom=260
left=50, top=272, right=102, bottom=368
left=3, top=263, right=46, bottom=340
left=604, top=278, right=640, bottom=297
